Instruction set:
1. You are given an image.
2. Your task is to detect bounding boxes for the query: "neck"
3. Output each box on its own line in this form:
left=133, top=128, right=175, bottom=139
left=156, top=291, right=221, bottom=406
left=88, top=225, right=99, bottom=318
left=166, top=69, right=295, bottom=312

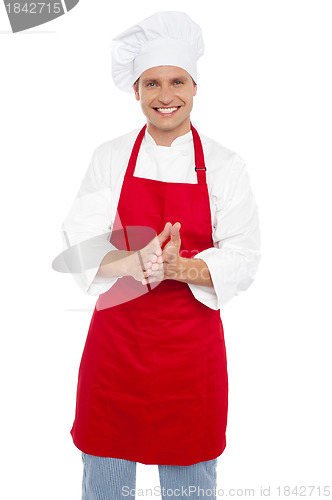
left=146, top=118, right=191, bottom=147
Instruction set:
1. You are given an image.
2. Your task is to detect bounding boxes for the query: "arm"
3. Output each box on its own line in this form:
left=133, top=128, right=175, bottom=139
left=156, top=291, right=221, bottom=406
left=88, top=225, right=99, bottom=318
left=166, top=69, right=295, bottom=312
left=142, top=222, right=214, bottom=287
left=168, top=257, right=213, bottom=287
left=144, top=157, right=261, bottom=309
left=188, top=157, right=261, bottom=308
left=95, top=250, right=135, bottom=278
left=96, top=223, right=172, bottom=281
left=60, top=144, right=120, bottom=295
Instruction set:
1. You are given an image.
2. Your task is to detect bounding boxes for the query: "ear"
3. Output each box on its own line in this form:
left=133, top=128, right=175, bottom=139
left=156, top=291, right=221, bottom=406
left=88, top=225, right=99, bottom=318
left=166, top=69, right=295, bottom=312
left=133, top=81, right=140, bottom=101
left=193, top=83, right=197, bottom=97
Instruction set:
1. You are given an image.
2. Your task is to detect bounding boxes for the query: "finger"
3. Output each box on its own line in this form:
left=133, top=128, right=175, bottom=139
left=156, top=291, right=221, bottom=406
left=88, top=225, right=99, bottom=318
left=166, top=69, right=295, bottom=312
left=150, top=262, right=160, bottom=271
left=142, top=265, right=164, bottom=280
left=145, top=266, right=162, bottom=279
left=153, top=270, right=164, bottom=282
left=158, top=222, right=172, bottom=246
left=144, top=254, right=158, bottom=270
left=146, top=253, right=157, bottom=265
left=142, top=274, right=163, bottom=285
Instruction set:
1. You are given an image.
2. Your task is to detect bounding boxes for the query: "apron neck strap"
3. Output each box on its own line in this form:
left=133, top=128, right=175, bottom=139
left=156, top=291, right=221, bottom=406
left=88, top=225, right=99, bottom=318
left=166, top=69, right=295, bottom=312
left=126, top=123, right=207, bottom=185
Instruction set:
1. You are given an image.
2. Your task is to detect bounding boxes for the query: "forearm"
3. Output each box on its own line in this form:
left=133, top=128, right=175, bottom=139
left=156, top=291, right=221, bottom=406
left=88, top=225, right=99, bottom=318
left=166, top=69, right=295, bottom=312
left=166, top=257, right=214, bottom=287
left=96, top=250, right=135, bottom=278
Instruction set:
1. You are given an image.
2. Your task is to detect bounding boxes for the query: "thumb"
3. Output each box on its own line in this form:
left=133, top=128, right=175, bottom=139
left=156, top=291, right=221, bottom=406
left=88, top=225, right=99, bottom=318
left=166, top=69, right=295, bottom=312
left=158, top=222, right=172, bottom=245
left=171, top=222, right=181, bottom=241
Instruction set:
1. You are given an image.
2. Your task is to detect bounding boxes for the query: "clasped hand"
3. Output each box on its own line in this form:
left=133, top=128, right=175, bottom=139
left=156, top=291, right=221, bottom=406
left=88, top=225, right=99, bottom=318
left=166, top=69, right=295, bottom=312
left=129, top=222, right=181, bottom=285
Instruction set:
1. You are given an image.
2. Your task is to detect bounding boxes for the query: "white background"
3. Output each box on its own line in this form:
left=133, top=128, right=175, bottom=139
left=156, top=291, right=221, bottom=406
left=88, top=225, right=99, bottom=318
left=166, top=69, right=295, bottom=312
left=1, top=0, right=331, bottom=498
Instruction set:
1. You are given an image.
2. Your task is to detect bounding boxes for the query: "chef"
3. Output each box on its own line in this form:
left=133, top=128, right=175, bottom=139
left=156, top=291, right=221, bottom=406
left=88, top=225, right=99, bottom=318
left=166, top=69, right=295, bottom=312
left=60, top=10, right=261, bottom=500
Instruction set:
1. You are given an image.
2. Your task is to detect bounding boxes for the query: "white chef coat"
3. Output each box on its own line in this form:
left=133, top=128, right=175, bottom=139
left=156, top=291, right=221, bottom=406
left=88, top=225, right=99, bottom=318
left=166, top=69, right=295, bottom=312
left=60, top=123, right=261, bottom=310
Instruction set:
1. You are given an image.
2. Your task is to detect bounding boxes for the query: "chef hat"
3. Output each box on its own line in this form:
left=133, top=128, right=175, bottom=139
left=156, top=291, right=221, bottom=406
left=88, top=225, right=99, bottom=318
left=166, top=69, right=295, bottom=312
left=111, top=11, right=204, bottom=93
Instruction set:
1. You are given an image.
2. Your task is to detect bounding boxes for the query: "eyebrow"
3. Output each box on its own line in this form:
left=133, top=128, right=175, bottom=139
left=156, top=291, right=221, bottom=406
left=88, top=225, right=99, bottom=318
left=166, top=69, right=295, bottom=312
left=141, top=76, right=189, bottom=84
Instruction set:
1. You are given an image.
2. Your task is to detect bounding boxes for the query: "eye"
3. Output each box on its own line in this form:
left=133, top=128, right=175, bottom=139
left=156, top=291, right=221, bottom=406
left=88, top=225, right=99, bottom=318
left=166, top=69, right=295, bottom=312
left=174, top=81, right=183, bottom=85
left=147, top=82, right=156, bottom=87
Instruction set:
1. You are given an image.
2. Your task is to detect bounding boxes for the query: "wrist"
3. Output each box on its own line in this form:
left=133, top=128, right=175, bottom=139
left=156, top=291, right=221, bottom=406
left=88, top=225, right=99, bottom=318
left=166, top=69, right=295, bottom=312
left=175, top=256, right=189, bottom=282
left=164, top=256, right=213, bottom=287
left=164, top=256, right=187, bottom=281
left=122, top=251, right=137, bottom=277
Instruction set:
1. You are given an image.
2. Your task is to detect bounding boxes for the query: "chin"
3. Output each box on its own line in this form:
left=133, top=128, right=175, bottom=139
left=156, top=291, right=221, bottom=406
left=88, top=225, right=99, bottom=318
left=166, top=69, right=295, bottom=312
left=156, top=122, right=181, bottom=131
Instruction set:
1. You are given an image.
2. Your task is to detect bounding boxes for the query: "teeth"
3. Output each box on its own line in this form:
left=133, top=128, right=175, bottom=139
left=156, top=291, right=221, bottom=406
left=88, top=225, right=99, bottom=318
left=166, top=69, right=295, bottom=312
left=156, top=107, right=178, bottom=113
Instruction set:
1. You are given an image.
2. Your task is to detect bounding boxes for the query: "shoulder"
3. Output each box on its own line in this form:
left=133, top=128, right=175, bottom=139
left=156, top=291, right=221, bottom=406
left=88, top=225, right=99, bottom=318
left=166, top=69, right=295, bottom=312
left=81, top=129, right=141, bottom=185
left=196, top=128, right=247, bottom=184
left=92, top=128, right=141, bottom=160
left=199, top=129, right=246, bottom=167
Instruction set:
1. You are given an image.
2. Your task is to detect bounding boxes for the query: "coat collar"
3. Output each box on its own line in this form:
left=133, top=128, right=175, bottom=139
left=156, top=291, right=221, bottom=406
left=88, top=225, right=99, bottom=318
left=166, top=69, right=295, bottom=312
left=143, top=127, right=193, bottom=148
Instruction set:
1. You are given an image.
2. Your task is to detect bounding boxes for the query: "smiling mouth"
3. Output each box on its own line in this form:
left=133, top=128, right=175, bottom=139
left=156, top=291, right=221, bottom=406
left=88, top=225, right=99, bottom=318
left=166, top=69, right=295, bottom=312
left=153, top=106, right=181, bottom=115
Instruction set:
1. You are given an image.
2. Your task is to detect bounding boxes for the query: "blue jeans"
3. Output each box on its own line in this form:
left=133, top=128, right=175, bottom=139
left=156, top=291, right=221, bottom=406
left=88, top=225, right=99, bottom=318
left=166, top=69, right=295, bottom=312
left=81, top=452, right=218, bottom=499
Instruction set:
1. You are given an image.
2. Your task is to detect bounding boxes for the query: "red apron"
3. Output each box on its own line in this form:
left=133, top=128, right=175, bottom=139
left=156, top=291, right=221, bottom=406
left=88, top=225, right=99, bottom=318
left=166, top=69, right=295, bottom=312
left=70, top=123, right=229, bottom=465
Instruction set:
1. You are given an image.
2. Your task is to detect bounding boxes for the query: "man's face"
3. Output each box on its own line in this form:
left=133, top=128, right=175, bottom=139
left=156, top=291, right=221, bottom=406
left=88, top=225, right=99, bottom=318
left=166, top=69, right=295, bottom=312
left=133, top=66, right=197, bottom=133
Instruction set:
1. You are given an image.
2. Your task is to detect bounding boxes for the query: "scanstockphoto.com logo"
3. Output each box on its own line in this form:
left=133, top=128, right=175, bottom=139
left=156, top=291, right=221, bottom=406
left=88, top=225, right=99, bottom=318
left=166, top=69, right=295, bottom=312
left=2, top=0, right=79, bottom=32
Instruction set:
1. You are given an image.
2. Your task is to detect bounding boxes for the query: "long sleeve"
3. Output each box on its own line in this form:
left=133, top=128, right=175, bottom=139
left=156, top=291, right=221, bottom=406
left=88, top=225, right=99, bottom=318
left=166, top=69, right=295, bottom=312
left=188, top=155, right=261, bottom=309
left=60, top=144, right=119, bottom=295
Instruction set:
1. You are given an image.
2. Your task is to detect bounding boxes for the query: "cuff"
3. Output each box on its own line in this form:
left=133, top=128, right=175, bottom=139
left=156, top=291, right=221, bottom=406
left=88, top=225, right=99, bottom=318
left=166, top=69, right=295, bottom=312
left=186, top=249, right=220, bottom=310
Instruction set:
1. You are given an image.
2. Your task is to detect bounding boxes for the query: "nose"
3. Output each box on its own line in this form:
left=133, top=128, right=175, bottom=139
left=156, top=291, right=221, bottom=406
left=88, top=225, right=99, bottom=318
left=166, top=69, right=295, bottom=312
left=158, top=85, right=173, bottom=105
